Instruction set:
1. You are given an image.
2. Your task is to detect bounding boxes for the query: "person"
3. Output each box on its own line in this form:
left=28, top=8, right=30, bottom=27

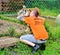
left=17, top=8, right=48, bottom=53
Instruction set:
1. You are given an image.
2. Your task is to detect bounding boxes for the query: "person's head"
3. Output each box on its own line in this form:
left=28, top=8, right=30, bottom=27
left=30, top=7, right=40, bottom=17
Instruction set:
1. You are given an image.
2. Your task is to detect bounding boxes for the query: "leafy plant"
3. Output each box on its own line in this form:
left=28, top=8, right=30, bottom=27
left=8, top=27, right=15, bottom=36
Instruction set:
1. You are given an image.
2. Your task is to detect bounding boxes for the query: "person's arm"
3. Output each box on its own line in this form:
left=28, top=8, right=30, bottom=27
left=17, top=14, right=24, bottom=21
left=38, top=16, right=45, bottom=24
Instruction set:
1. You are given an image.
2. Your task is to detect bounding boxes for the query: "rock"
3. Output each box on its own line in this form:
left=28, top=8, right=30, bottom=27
left=56, top=14, right=60, bottom=24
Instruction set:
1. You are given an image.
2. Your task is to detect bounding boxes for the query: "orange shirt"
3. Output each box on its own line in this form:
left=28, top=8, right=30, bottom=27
left=24, top=16, right=48, bottom=40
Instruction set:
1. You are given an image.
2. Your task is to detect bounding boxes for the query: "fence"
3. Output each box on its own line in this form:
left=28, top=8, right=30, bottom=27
left=0, top=0, right=24, bottom=13
left=0, top=0, right=60, bottom=14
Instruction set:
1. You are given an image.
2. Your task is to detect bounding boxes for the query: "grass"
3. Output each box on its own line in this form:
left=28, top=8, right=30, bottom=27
left=0, top=12, right=16, bottom=14
left=41, top=8, right=60, bottom=16
left=45, top=18, right=56, bottom=27
left=0, top=15, right=26, bottom=25
left=0, top=9, right=60, bottom=55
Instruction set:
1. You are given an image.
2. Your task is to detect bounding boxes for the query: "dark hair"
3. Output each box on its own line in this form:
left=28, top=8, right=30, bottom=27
left=34, top=10, right=39, bottom=17
left=32, top=7, right=40, bottom=17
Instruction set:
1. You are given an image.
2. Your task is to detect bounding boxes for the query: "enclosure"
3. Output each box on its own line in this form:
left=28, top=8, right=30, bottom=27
left=0, top=0, right=60, bottom=55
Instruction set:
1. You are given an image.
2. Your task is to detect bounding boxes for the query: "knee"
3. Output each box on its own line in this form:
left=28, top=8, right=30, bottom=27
left=20, top=36, right=23, bottom=40
left=20, top=35, right=25, bottom=40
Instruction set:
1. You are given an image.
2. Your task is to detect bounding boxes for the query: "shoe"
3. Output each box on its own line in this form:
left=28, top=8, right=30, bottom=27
left=40, top=43, right=46, bottom=50
left=32, top=45, right=39, bottom=53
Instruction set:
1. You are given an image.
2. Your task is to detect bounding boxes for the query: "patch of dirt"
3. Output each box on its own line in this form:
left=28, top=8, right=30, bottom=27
left=0, top=37, right=19, bottom=48
left=0, top=20, right=30, bottom=34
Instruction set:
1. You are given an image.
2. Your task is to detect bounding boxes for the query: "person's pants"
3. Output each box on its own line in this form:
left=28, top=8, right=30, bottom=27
left=20, top=34, right=46, bottom=44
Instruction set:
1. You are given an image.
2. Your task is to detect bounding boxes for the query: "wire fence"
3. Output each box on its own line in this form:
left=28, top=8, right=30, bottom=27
left=0, top=0, right=60, bottom=14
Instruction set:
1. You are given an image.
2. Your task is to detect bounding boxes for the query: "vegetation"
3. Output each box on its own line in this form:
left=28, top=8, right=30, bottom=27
left=41, top=9, right=60, bottom=16
left=0, top=15, right=26, bottom=25
left=8, top=27, right=15, bottom=37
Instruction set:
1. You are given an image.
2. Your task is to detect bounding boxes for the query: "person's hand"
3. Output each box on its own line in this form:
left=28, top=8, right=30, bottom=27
left=24, top=11, right=29, bottom=17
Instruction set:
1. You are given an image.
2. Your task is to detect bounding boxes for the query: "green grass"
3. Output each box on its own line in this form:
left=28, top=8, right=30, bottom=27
left=0, top=15, right=26, bottom=25
left=41, top=9, right=60, bottom=16
left=0, top=12, right=16, bottom=14
left=46, top=18, right=56, bottom=27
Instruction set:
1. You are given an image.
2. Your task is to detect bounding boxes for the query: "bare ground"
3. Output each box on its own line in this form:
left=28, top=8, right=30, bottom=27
left=0, top=20, right=30, bottom=34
